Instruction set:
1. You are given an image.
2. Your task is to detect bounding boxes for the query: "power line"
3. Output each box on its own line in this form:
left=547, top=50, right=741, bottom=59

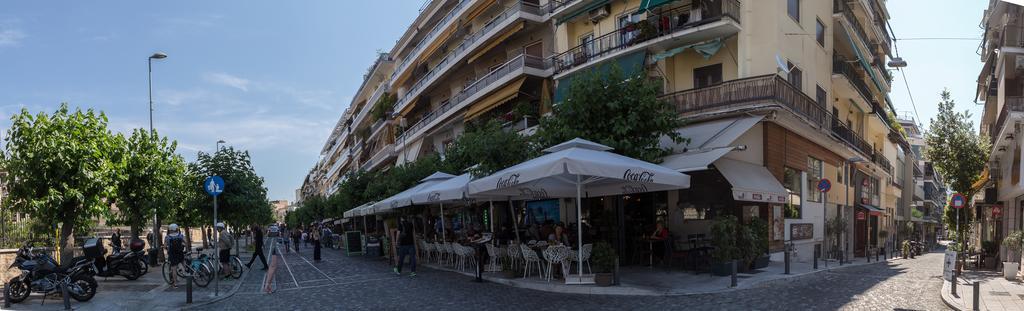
left=898, top=68, right=921, bottom=125
left=895, top=37, right=980, bottom=41
left=885, top=18, right=922, bottom=125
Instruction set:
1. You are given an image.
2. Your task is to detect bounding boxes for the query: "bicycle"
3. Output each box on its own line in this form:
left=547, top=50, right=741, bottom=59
left=162, top=249, right=213, bottom=287
left=201, top=248, right=243, bottom=279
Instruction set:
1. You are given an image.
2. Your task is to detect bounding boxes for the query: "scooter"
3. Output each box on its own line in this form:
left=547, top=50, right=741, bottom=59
left=4, top=241, right=100, bottom=304
left=91, top=247, right=142, bottom=280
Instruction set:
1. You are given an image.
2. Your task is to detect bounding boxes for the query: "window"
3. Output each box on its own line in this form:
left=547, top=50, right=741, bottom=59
left=787, top=61, right=802, bottom=91
left=618, top=11, right=643, bottom=45
left=579, top=33, right=594, bottom=58
left=784, top=167, right=803, bottom=218
left=788, top=0, right=800, bottom=22
left=807, top=157, right=823, bottom=202
left=816, top=85, right=827, bottom=108
left=694, top=64, right=723, bottom=88
left=815, top=18, right=825, bottom=46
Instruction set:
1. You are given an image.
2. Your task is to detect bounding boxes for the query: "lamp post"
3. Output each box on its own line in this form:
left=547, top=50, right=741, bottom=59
left=148, top=52, right=167, bottom=266
left=216, top=140, right=226, bottom=152
left=843, top=156, right=865, bottom=264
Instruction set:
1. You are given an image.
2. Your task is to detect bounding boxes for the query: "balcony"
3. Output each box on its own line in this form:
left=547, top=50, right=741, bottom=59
left=390, top=0, right=474, bottom=84
left=832, top=57, right=876, bottom=111
left=553, top=0, right=741, bottom=75
left=660, top=74, right=873, bottom=159
left=872, top=153, right=892, bottom=175
left=397, top=54, right=551, bottom=144
left=392, top=1, right=547, bottom=114
left=362, top=142, right=395, bottom=172
left=834, top=0, right=889, bottom=89
left=544, top=0, right=584, bottom=20
left=991, top=96, right=1024, bottom=147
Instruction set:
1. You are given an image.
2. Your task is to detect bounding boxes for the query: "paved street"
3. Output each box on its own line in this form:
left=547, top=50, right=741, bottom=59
left=198, top=246, right=949, bottom=311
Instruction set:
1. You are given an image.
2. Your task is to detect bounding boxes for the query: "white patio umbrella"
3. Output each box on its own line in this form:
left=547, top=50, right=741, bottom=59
left=468, top=138, right=691, bottom=284
left=371, top=172, right=455, bottom=215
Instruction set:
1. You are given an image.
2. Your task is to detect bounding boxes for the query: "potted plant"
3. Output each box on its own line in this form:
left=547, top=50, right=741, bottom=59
left=982, top=240, right=999, bottom=270
left=710, top=215, right=739, bottom=276
left=1002, top=230, right=1023, bottom=280
left=902, top=240, right=913, bottom=259
left=591, top=241, right=617, bottom=286
left=749, top=218, right=770, bottom=269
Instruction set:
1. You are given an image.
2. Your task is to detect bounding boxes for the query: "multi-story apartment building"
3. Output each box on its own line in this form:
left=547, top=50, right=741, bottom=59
left=307, top=0, right=907, bottom=261
left=899, top=115, right=943, bottom=243
left=977, top=0, right=1024, bottom=260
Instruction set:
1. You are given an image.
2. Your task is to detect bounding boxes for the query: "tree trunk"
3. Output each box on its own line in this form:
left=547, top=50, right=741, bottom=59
left=59, top=221, right=75, bottom=264
left=202, top=226, right=209, bottom=248
left=185, top=227, right=193, bottom=251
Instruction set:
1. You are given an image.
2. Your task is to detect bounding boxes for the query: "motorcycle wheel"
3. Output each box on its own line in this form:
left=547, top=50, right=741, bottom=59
left=69, top=274, right=97, bottom=302
left=193, top=264, right=213, bottom=288
left=137, top=258, right=149, bottom=275
left=5, top=278, right=29, bottom=303
left=123, top=262, right=142, bottom=280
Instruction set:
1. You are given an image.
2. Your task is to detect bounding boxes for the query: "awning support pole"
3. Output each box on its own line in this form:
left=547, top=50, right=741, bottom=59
left=576, top=174, right=584, bottom=277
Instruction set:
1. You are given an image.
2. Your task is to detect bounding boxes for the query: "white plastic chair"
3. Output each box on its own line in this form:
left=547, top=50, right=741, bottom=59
left=542, top=246, right=570, bottom=282
left=568, top=244, right=593, bottom=274
left=485, top=243, right=505, bottom=271
left=519, top=244, right=544, bottom=279
left=506, top=244, right=522, bottom=271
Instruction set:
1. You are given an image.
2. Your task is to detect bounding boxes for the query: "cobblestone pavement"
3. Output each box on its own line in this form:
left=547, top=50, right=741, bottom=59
left=198, top=246, right=949, bottom=311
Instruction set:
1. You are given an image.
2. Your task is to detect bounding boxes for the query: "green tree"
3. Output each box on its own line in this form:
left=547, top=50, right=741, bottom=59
left=109, top=129, right=186, bottom=240
left=191, top=147, right=273, bottom=229
left=535, top=66, right=686, bottom=162
left=444, top=119, right=538, bottom=177
left=924, top=90, right=989, bottom=251
left=1, top=104, right=122, bottom=261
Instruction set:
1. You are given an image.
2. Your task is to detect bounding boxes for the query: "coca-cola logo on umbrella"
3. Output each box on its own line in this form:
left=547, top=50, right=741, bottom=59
left=623, top=169, right=655, bottom=183
left=496, top=173, right=521, bottom=188
left=517, top=187, right=549, bottom=199
left=427, top=192, right=441, bottom=202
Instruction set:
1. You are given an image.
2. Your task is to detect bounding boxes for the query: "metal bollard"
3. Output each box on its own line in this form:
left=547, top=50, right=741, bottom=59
left=951, top=270, right=957, bottom=296
left=813, top=244, right=819, bottom=270
left=186, top=275, right=193, bottom=303
left=784, top=250, right=791, bottom=274
left=730, top=260, right=737, bottom=288
left=867, top=250, right=871, bottom=263
left=875, top=248, right=880, bottom=262
left=973, top=282, right=980, bottom=311
left=4, top=283, right=10, bottom=308
left=839, top=251, right=844, bottom=266
left=61, top=282, right=72, bottom=310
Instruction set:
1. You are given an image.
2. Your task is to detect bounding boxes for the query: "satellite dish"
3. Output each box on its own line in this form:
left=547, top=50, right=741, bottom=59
left=776, top=54, right=791, bottom=74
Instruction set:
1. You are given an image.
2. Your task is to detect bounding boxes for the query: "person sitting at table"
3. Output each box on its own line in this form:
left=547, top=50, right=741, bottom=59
left=650, top=222, right=670, bottom=265
left=548, top=224, right=570, bottom=245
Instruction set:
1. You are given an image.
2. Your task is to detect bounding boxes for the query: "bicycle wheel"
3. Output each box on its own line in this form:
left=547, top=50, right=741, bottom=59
left=161, top=261, right=172, bottom=285
left=230, top=256, right=243, bottom=279
left=193, top=264, right=213, bottom=288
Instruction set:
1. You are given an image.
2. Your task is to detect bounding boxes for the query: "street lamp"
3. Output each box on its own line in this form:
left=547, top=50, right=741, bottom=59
left=842, top=156, right=866, bottom=264
left=216, top=140, right=226, bottom=152
left=148, top=52, right=167, bottom=266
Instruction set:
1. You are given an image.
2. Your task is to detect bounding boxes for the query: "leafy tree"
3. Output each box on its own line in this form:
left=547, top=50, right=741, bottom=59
left=191, top=147, right=273, bottom=229
left=1, top=104, right=121, bottom=260
left=535, top=65, right=686, bottom=162
left=924, top=90, right=989, bottom=252
left=444, top=119, right=538, bottom=177
left=109, top=129, right=186, bottom=240
left=328, top=169, right=376, bottom=217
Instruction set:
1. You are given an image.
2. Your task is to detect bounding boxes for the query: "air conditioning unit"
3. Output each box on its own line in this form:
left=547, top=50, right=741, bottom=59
left=588, top=5, right=610, bottom=23
left=1015, top=55, right=1024, bottom=71
left=990, top=161, right=1002, bottom=179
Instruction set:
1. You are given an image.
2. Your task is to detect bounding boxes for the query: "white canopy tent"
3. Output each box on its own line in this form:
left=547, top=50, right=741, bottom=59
left=468, top=138, right=691, bottom=284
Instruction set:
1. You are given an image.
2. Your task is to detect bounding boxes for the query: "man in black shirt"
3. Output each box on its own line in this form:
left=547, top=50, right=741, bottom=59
left=393, top=217, right=417, bottom=276
left=246, top=224, right=268, bottom=270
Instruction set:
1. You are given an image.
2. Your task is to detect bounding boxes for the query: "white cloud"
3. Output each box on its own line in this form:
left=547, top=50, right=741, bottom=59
left=203, top=72, right=250, bottom=91
left=0, top=29, right=26, bottom=47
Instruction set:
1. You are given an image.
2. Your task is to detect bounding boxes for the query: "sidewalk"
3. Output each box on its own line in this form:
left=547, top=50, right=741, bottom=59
left=940, top=269, right=1024, bottom=311
left=424, top=253, right=906, bottom=296
left=1, top=240, right=257, bottom=311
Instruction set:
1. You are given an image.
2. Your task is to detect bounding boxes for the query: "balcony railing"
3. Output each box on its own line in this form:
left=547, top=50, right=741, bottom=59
left=391, top=0, right=472, bottom=84
left=661, top=74, right=873, bottom=158
left=833, top=57, right=876, bottom=105
left=872, top=153, right=892, bottom=175
left=397, top=54, right=549, bottom=143
left=992, top=96, right=1024, bottom=146
left=553, top=0, right=740, bottom=74
left=540, top=0, right=577, bottom=15
left=393, top=1, right=541, bottom=114
left=834, top=0, right=880, bottom=56
left=354, top=83, right=388, bottom=128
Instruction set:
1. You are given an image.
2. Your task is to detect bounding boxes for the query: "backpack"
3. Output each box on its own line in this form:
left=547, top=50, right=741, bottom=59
left=168, top=236, right=184, bottom=256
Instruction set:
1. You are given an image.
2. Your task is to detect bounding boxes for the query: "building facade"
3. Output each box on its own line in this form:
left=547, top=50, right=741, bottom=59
left=977, top=0, right=1024, bottom=260
left=307, top=0, right=907, bottom=261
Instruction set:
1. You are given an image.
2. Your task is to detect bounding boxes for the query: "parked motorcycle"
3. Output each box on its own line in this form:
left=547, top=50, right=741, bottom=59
left=4, top=240, right=100, bottom=304
left=91, top=249, right=142, bottom=280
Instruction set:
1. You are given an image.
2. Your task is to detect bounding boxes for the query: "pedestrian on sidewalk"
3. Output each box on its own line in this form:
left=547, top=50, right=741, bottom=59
left=292, top=228, right=301, bottom=253
left=111, top=228, right=123, bottom=253
left=312, top=224, right=322, bottom=261
left=165, top=224, right=186, bottom=288
left=217, top=222, right=234, bottom=279
left=246, top=224, right=268, bottom=270
left=302, top=230, right=308, bottom=248
left=393, top=217, right=416, bottom=276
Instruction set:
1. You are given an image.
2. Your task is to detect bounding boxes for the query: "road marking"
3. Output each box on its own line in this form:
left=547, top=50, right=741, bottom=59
left=273, top=239, right=300, bottom=288
left=295, top=250, right=337, bottom=284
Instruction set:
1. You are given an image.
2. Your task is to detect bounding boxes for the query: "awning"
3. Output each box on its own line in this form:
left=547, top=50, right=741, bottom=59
left=554, top=51, right=647, bottom=104
left=714, top=158, right=788, bottom=204
left=860, top=203, right=884, bottom=215
left=397, top=138, right=424, bottom=166
left=465, top=77, right=526, bottom=120
left=650, top=38, right=724, bottom=63
left=557, top=0, right=611, bottom=25
left=468, top=21, right=525, bottom=64
left=839, top=22, right=885, bottom=96
left=660, top=115, right=763, bottom=153
left=971, top=168, right=990, bottom=194
left=373, top=172, right=456, bottom=214
left=640, top=0, right=676, bottom=12
left=661, top=148, right=734, bottom=172
left=335, top=219, right=346, bottom=225
left=397, top=96, right=421, bottom=117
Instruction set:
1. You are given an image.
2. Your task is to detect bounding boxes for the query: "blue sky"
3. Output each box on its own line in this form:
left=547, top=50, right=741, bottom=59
left=0, top=1, right=423, bottom=201
left=0, top=0, right=989, bottom=201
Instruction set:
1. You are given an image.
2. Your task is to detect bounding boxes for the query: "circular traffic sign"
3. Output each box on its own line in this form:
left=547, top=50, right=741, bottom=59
left=951, top=193, right=966, bottom=209
left=204, top=175, right=225, bottom=197
left=817, top=178, right=832, bottom=193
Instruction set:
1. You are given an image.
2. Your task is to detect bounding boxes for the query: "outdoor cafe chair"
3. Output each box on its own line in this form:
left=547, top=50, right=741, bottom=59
left=520, top=244, right=544, bottom=279
left=485, top=243, right=504, bottom=271
left=568, top=243, right=593, bottom=274
left=506, top=244, right=522, bottom=271
left=543, top=245, right=570, bottom=282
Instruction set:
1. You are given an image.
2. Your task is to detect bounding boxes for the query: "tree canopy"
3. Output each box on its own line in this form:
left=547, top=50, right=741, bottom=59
left=190, top=147, right=274, bottom=228
left=109, top=129, right=187, bottom=239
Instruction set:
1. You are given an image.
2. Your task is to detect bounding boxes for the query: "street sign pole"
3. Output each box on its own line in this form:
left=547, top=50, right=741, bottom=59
left=204, top=175, right=225, bottom=297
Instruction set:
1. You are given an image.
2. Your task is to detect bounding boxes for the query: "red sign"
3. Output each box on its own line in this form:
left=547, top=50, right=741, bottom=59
left=993, top=205, right=1003, bottom=218
left=951, top=193, right=966, bottom=209
left=856, top=211, right=866, bottom=220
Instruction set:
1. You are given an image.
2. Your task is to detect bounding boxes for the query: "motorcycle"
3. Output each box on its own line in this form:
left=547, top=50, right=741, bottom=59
left=90, top=248, right=142, bottom=280
left=4, top=242, right=99, bottom=304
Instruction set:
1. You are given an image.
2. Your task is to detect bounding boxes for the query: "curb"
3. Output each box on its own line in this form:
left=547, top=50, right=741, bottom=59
left=939, top=278, right=964, bottom=311
left=180, top=252, right=255, bottom=310
left=423, top=256, right=904, bottom=297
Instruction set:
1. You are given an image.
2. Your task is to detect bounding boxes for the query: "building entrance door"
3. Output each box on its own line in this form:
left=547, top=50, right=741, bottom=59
left=855, top=208, right=867, bottom=257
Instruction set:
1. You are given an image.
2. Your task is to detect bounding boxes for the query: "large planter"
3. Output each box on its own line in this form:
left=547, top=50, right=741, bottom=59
left=754, top=255, right=770, bottom=269
left=594, top=273, right=614, bottom=287
left=985, top=256, right=998, bottom=270
left=711, top=261, right=733, bottom=276
left=1005, top=262, right=1020, bottom=281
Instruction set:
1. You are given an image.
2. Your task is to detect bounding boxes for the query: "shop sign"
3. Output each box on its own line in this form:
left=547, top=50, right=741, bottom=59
left=732, top=191, right=788, bottom=203
left=856, top=211, right=866, bottom=220
left=993, top=205, right=1003, bottom=218
left=790, top=223, right=813, bottom=240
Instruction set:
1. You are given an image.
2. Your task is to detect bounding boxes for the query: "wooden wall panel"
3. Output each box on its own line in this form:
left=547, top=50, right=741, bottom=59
left=763, top=123, right=843, bottom=181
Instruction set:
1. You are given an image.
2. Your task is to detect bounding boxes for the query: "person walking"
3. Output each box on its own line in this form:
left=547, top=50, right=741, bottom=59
left=216, top=223, right=234, bottom=279
left=246, top=224, right=268, bottom=270
left=301, top=230, right=308, bottom=248
left=312, top=224, right=322, bottom=262
left=393, top=217, right=417, bottom=276
left=165, top=224, right=186, bottom=288
left=110, top=228, right=123, bottom=253
left=292, top=228, right=301, bottom=253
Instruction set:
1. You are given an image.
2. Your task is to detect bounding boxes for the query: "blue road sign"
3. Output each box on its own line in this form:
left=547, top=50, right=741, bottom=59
left=817, top=178, right=832, bottom=193
left=951, top=193, right=965, bottom=209
left=204, top=176, right=224, bottom=197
